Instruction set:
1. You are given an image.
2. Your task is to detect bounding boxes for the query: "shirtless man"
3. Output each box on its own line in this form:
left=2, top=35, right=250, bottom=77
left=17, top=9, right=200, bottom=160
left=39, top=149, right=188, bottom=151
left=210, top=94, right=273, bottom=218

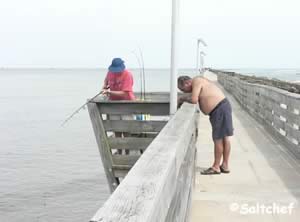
left=177, top=76, right=234, bottom=175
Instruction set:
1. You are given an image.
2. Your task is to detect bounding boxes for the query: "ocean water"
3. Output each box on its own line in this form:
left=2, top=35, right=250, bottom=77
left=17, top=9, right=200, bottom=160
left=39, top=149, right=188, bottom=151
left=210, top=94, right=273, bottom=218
left=0, top=68, right=193, bottom=222
left=0, top=68, right=299, bottom=222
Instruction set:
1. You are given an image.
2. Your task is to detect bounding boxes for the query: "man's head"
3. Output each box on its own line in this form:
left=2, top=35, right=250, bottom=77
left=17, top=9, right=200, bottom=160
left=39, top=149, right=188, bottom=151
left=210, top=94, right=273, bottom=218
left=178, top=76, right=192, bottom=92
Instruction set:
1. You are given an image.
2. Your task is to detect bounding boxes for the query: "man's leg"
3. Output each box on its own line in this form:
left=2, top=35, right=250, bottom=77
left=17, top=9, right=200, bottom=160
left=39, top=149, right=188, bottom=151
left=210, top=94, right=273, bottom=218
left=212, top=139, right=224, bottom=172
left=221, top=136, right=231, bottom=170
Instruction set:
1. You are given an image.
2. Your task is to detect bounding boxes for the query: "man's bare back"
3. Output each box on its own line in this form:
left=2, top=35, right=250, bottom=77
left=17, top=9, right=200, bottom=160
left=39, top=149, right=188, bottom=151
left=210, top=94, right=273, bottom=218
left=193, top=77, right=225, bottom=114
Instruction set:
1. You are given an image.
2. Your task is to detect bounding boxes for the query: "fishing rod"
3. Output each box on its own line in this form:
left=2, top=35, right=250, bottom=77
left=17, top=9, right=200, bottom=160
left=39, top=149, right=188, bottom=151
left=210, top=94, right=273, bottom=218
left=138, top=46, right=146, bottom=99
left=131, top=47, right=150, bottom=120
left=132, top=46, right=146, bottom=99
left=61, top=90, right=106, bottom=127
left=131, top=50, right=144, bottom=100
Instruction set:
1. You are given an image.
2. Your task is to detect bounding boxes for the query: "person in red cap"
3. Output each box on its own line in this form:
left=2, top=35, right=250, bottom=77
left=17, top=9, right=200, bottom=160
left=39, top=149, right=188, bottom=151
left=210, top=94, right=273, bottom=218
left=101, top=58, right=135, bottom=155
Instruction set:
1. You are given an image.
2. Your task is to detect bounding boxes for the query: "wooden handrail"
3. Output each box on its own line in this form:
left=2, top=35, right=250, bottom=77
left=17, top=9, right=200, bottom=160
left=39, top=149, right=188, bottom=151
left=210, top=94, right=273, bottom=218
left=89, top=103, right=199, bottom=222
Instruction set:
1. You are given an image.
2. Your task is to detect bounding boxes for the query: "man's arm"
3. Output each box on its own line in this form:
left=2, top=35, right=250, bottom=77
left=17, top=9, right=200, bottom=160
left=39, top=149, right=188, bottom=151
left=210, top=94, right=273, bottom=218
left=178, top=93, right=193, bottom=104
left=177, top=79, right=202, bottom=107
left=191, top=78, right=202, bottom=103
left=104, top=71, right=133, bottom=97
left=101, top=77, right=109, bottom=90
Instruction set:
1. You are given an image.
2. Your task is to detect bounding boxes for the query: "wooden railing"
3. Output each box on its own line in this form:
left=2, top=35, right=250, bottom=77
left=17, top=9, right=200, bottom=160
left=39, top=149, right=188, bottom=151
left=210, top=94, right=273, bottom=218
left=88, top=100, right=199, bottom=222
left=215, top=71, right=300, bottom=158
left=88, top=95, right=169, bottom=193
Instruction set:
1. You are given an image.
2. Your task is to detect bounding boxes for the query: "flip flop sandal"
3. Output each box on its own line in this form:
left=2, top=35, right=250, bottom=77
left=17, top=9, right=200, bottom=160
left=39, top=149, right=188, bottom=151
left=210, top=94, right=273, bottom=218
left=220, top=166, right=230, bottom=174
left=201, top=167, right=221, bottom=175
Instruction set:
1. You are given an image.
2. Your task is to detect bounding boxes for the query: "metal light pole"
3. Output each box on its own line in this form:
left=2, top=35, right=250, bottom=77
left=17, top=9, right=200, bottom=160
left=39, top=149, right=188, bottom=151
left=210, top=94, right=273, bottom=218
left=200, top=51, right=206, bottom=74
left=170, top=0, right=180, bottom=115
left=196, top=38, right=207, bottom=73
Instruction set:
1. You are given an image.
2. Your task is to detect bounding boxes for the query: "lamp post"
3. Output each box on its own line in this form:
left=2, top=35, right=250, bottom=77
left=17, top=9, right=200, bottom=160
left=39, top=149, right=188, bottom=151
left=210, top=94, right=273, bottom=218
left=200, top=51, right=206, bottom=74
left=196, top=38, right=207, bottom=73
left=170, top=0, right=180, bottom=115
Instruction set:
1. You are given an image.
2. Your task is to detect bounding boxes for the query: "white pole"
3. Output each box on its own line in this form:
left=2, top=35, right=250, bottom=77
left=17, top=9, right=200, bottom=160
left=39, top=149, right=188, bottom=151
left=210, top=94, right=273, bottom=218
left=197, top=39, right=207, bottom=74
left=196, top=40, right=200, bottom=73
left=200, top=51, right=206, bottom=74
left=200, top=53, right=204, bottom=73
left=170, top=0, right=180, bottom=115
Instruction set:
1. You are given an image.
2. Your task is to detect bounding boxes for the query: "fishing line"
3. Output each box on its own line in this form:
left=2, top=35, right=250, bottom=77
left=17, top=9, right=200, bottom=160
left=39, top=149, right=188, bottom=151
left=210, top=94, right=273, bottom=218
left=61, top=90, right=107, bottom=127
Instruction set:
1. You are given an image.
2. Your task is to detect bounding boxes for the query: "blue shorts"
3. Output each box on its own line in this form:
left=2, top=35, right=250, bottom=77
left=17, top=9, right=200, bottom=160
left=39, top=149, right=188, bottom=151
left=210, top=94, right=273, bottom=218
left=209, top=98, right=234, bottom=140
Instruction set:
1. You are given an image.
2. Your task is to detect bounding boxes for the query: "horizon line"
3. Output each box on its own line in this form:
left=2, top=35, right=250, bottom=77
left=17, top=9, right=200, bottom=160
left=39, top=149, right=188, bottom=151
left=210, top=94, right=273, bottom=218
left=1, top=67, right=300, bottom=70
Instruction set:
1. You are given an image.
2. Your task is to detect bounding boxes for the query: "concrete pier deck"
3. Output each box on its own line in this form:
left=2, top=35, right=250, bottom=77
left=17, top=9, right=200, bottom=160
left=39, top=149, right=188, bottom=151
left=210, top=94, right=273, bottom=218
left=191, top=72, right=300, bottom=222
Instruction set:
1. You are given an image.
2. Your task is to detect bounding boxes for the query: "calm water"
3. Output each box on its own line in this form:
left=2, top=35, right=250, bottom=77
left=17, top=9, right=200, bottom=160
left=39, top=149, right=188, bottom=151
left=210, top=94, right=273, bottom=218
left=0, top=68, right=299, bottom=222
left=0, top=68, right=193, bottom=222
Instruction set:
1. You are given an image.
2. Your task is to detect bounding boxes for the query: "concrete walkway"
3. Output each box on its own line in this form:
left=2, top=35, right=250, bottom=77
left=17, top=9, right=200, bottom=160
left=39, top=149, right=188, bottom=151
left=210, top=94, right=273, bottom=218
left=191, top=72, right=300, bottom=222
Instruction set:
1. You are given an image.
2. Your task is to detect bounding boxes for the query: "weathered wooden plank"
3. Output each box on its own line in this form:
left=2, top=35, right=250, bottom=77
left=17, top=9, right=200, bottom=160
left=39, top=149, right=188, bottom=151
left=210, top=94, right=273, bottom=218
left=263, top=96, right=275, bottom=113
left=130, top=132, right=158, bottom=138
left=113, top=169, right=129, bottom=178
left=258, top=87, right=268, bottom=98
left=286, top=97, right=300, bottom=112
left=97, top=102, right=170, bottom=115
left=256, top=103, right=267, bottom=120
left=285, top=123, right=300, bottom=142
left=103, top=120, right=167, bottom=133
left=269, top=90, right=288, bottom=103
left=272, top=113, right=286, bottom=132
left=274, top=106, right=296, bottom=127
left=134, top=92, right=186, bottom=101
left=264, top=119, right=300, bottom=159
left=134, top=92, right=170, bottom=101
left=87, top=102, right=119, bottom=193
left=90, top=103, right=198, bottom=222
left=253, top=97, right=262, bottom=114
left=285, top=111, right=300, bottom=126
left=108, top=137, right=154, bottom=150
left=112, top=154, right=140, bottom=167
left=92, top=92, right=185, bottom=103
left=263, top=109, right=274, bottom=126
left=165, top=134, right=196, bottom=222
left=111, top=164, right=131, bottom=171
left=272, top=103, right=287, bottom=117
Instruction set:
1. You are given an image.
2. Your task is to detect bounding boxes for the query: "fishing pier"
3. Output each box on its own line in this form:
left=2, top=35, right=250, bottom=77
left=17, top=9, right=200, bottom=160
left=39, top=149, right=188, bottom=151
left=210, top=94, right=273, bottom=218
left=87, top=71, right=300, bottom=221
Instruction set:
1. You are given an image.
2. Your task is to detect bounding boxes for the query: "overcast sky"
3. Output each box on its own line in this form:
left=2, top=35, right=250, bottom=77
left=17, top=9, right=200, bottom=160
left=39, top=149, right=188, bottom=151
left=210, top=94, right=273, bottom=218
left=0, top=0, right=300, bottom=68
